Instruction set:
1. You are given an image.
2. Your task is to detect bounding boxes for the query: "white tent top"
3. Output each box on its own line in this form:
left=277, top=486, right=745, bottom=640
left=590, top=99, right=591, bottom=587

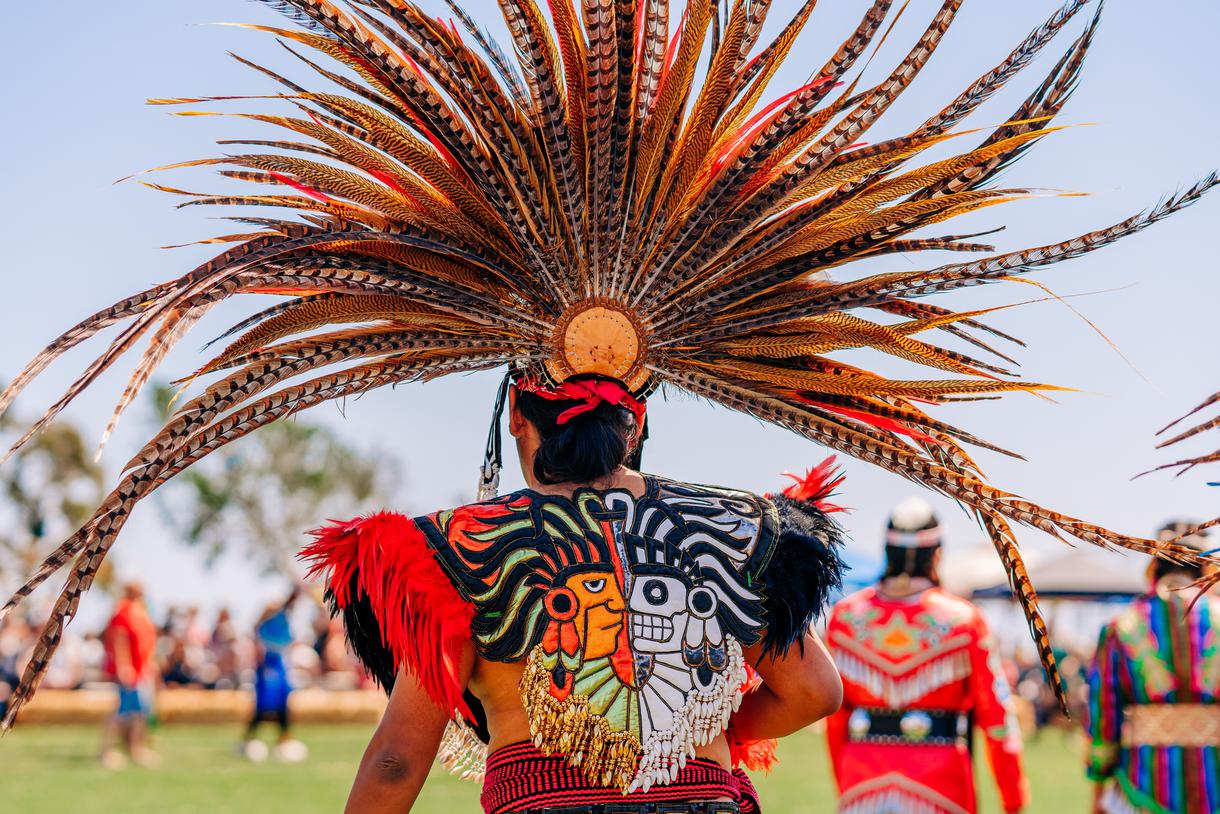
left=967, top=545, right=1150, bottom=599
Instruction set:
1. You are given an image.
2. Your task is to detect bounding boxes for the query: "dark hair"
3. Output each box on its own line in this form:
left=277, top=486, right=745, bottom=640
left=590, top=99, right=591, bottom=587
left=1152, top=521, right=1208, bottom=582
left=882, top=544, right=939, bottom=583
left=1153, top=557, right=1204, bottom=582
left=516, top=382, right=639, bottom=485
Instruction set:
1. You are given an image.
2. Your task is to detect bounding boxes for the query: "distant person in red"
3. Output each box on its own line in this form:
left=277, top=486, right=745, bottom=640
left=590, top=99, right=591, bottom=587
left=100, top=581, right=158, bottom=769
left=825, top=498, right=1029, bottom=814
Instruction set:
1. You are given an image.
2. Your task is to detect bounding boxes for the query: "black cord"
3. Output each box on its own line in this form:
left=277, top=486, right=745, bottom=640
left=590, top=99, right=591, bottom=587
left=477, top=372, right=512, bottom=500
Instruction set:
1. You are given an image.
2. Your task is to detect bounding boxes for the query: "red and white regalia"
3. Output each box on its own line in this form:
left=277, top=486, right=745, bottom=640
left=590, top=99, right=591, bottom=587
left=826, top=586, right=1028, bottom=814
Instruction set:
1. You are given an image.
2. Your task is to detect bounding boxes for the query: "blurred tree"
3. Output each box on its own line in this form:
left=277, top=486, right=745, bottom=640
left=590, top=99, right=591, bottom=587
left=0, top=404, right=105, bottom=585
left=149, top=383, right=397, bottom=574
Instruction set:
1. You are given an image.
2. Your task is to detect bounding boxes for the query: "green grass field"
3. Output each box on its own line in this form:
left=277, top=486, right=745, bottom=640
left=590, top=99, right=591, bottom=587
left=0, top=724, right=1090, bottom=813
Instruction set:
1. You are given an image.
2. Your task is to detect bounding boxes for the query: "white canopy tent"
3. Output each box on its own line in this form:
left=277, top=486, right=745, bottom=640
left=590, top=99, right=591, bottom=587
left=939, top=542, right=1151, bottom=656
left=972, top=546, right=1148, bottom=600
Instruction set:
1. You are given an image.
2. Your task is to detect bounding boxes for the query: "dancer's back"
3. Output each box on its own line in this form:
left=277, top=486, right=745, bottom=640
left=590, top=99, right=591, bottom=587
left=305, top=381, right=848, bottom=813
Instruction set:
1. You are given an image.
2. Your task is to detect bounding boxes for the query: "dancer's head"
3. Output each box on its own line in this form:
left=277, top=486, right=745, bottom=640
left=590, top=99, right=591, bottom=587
left=122, top=581, right=145, bottom=604
left=1148, top=520, right=1211, bottom=586
left=509, top=376, right=643, bottom=487
left=881, top=497, right=943, bottom=585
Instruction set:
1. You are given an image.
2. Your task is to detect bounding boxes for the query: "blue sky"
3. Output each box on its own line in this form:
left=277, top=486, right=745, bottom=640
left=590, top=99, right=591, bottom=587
left=1, top=1, right=1216, bottom=626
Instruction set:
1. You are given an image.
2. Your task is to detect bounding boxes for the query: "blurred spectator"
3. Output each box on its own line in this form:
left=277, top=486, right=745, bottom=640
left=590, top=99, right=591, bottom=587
left=161, top=637, right=198, bottom=688
left=210, top=608, right=241, bottom=690
left=241, top=586, right=308, bottom=763
left=80, top=632, right=106, bottom=686
left=100, top=582, right=159, bottom=770
left=0, top=616, right=32, bottom=719
left=181, top=607, right=209, bottom=682
left=43, top=630, right=85, bottom=689
left=312, top=606, right=360, bottom=685
left=310, top=608, right=333, bottom=673
left=1016, top=646, right=1088, bottom=736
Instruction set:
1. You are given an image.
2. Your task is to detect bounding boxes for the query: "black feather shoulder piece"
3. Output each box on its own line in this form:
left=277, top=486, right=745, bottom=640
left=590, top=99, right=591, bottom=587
left=759, top=462, right=849, bottom=657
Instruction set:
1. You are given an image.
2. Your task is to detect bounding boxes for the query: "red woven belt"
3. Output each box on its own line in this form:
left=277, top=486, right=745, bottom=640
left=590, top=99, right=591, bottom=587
left=480, top=742, right=761, bottom=814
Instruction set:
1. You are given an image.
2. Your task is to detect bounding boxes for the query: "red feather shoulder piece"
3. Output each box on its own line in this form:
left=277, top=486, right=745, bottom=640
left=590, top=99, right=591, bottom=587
left=301, top=511, right=474, bottom=719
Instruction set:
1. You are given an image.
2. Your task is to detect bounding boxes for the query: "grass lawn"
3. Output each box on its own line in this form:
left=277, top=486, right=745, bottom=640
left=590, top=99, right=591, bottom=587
left=0, top=723, right=1090, bottom=813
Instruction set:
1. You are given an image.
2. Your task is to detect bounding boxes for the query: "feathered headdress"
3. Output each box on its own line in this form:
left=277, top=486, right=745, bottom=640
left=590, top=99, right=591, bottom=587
left=0, top=0, right=1215, bottom=725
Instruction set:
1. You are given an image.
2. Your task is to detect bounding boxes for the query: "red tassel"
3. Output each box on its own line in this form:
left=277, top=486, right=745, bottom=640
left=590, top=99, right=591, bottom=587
left=776, top=455, right=848, bottom=513
left=301, top=512, right=474, bottom=719
left=730, top=737, right=779, bottom=773
left=728, top=664, right=779, bottom=772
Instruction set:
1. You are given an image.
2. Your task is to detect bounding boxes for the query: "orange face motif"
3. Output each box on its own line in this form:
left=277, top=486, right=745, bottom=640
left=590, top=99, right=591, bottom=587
left=561, top=567, right=626, bottom=660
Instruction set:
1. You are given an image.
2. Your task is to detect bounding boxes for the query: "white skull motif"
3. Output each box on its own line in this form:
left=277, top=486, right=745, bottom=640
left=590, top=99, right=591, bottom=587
left=628, top=567, right=723, bottom=655
left=628, top=571, right=690, bottom=653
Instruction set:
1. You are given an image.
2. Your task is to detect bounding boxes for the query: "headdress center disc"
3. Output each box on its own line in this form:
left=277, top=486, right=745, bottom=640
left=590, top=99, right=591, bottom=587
left=547, top=299, right=649, bottom=392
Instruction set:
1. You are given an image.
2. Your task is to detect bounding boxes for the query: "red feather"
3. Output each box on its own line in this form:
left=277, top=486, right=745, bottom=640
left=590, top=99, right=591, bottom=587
left=730, top=737, right=779, bottom=772
left=268, top=171, right=334, bottom=204
left=301, top=512, right=474, bottom=719
left=801, top=399, right=941, bottom=445
left=366, top=167, right=422, bottom=209
left=707, top=79, right=829, bottom=188
left=777, top=455, right=848, bottom=513
left=659, top=6, right=690, bottom=86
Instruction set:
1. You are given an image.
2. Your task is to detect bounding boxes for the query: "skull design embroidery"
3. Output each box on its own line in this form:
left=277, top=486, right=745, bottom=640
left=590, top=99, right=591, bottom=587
left=423, top=477, right=779, bottom=791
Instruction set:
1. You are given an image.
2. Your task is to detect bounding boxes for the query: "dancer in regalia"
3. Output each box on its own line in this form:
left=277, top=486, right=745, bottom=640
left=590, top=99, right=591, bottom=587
left=826, top=499, right=1027, bottom=814
left=1085, top=522, right=1220, bottom=814
left=1, top=1, right=1217, bottom=812
left=307, top=380, right=847, bottom=811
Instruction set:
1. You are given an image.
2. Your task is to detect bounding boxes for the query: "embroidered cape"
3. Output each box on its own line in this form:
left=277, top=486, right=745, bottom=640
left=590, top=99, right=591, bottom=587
left=304, top=473, right=845, bottom=792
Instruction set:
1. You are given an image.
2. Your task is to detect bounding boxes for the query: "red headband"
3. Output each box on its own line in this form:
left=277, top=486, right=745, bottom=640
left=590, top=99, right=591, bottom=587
left=518, top=378, right=646, bottom=427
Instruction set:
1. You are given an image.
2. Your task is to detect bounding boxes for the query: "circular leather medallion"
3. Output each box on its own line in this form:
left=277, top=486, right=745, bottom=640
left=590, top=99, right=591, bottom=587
left=546, top=299, right=650, bottom=391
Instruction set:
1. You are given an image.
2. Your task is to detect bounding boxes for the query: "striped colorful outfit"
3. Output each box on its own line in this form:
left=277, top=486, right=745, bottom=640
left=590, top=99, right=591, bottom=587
left=1086, top=592, right=1220, bottom=814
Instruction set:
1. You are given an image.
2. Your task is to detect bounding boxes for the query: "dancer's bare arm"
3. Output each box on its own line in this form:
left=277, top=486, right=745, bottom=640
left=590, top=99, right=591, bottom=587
left=345, top=644, right=475, bottom=813
left=732, top=629, right=842, bottom=740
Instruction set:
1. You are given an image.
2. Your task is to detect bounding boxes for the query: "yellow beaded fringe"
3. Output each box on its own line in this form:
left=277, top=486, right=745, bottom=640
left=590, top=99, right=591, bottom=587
left=519, top=647, right=641, bottom=791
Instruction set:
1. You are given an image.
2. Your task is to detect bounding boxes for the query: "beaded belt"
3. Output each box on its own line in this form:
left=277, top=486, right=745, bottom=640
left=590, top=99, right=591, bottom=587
left=504, top=803, right=740, bottom=814
left=846, top=707, right=970, bottom=746
left=1125, top=703, right=1220, bottom=748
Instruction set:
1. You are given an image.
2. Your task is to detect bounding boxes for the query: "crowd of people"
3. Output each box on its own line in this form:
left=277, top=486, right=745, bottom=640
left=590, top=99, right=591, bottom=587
left=0, top=582, right=371, bottom=741
left=0, top=579, right=1097, bottom=732
left=0, top=595, right=364, bottom=702
left=1, top=582, right=378, bottom=769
